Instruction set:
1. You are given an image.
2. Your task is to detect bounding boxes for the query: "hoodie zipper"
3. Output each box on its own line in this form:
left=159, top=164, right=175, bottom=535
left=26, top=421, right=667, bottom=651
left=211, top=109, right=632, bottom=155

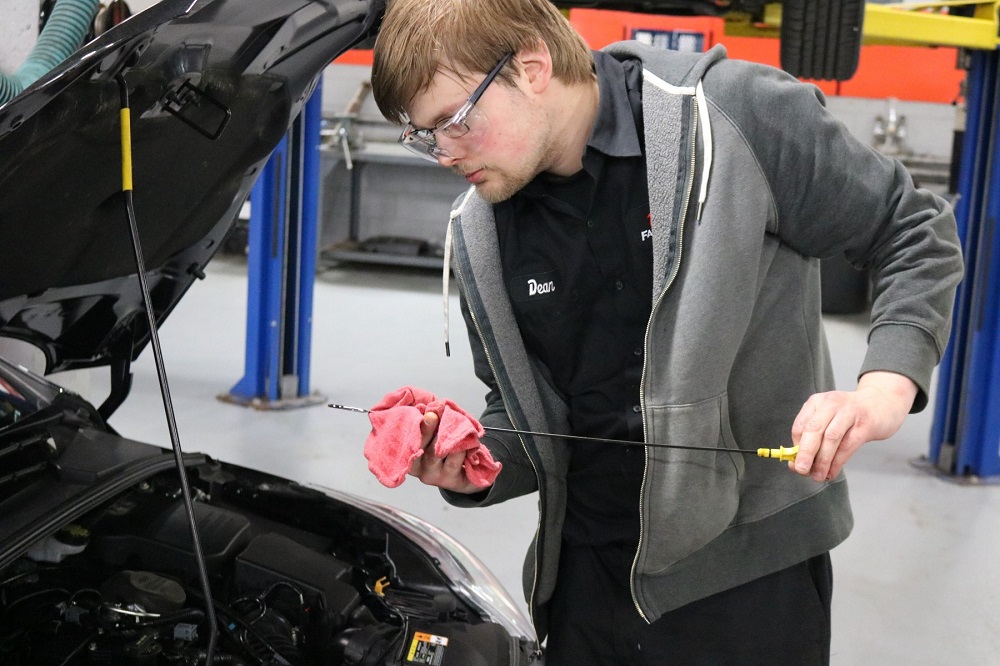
left=451, top=227, right=544, bottom=633
left=629, top=95, right=699, bottom=623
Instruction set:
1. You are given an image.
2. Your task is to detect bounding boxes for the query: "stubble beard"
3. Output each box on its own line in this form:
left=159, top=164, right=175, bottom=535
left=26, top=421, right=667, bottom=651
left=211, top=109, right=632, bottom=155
left=463, top=130, right=552, bottom=204
left=476, top=171, right=527, bottom=204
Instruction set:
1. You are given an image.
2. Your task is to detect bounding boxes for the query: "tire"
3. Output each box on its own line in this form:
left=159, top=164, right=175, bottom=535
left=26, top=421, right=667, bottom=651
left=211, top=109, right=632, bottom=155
left=780, top=0, right=865, bottom=81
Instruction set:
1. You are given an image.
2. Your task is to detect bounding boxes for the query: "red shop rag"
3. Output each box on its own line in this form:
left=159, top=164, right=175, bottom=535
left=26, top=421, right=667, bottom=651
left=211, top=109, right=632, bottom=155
left=363, top=386, right=502, bottom=489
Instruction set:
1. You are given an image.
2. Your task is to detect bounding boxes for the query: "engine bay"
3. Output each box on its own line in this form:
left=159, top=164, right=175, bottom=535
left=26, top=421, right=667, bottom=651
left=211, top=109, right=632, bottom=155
left=0, top=461, right=527, bottom=665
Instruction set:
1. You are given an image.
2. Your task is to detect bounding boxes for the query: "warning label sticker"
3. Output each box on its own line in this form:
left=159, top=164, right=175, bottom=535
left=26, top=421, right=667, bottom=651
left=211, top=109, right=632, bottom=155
left=405, top=631, right=449, bottom=665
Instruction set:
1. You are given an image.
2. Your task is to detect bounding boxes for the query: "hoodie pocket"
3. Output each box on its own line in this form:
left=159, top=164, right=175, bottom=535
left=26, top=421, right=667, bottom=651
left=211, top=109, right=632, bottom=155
left=639, top=392, right=744, bottom=575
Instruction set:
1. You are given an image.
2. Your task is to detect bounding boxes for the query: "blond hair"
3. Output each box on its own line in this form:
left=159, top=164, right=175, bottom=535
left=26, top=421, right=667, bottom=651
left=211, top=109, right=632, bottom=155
left=372, top=0, right=594, bottom=124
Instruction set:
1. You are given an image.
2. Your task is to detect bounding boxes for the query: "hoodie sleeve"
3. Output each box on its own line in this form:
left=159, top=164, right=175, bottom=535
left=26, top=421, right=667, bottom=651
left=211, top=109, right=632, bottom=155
left=440, top=293, right=539, bottom=508
left=704, top=59, right=963, bottom=411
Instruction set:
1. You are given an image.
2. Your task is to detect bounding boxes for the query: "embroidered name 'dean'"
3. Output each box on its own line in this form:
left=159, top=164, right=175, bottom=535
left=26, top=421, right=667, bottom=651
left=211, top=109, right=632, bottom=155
left=510, top=270, right=560, bottom=302
left=528, top=278, right=555, bottom=296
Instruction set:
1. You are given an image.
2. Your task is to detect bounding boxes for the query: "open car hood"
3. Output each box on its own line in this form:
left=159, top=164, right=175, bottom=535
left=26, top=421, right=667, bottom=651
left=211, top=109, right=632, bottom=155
left=0, top=0, right=382, bottom=378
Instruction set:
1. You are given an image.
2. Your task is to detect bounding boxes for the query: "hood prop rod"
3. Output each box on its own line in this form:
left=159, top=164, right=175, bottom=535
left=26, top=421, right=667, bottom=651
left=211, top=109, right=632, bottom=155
left=328, top=403, right=798, bottom=461
left=116, top=73, right=220, bottom=664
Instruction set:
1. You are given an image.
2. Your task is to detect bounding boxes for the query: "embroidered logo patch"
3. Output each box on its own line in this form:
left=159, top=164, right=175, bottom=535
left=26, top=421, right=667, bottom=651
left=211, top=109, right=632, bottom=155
left=510, top=270, right=559, bottom=302
left=629, top=205, right=653, bottom=249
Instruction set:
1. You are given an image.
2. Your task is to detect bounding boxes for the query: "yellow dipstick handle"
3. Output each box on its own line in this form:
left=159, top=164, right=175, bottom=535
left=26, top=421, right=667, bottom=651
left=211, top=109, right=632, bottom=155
left=120, top=108, right=133, bottom=191
left=756, top=445, right=799, bottom=461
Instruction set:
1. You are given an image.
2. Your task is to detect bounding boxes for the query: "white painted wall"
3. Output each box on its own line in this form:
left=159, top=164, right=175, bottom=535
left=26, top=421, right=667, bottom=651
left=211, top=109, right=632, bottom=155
left=0, top=0, right=39, bottom=73
left=0, top=0, right=164, bottom=74
left=128, top=0, right=160, bottom=12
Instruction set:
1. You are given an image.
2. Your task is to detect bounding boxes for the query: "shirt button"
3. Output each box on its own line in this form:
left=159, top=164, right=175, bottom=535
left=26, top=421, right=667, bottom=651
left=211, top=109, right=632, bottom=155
left=586, top=219, right=595, bottom=228
left=632, top=405, right=641, bottom=413
left=633, top=347, right=643, bottom=356
left=615, top=280, right=624, bottom=291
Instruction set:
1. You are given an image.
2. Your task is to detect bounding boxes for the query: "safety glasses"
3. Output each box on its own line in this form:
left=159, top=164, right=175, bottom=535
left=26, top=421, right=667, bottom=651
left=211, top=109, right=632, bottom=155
left=399, top=52, right=514, bottom=162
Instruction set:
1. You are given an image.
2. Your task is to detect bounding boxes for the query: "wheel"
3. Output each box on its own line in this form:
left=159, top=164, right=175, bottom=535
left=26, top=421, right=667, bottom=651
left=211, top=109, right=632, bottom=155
left=779, top=0, right=865, bottom=81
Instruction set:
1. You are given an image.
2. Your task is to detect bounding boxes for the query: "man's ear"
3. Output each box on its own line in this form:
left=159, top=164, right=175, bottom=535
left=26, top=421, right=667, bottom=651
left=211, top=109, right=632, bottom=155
left=516, top=40, right=553, bottom=94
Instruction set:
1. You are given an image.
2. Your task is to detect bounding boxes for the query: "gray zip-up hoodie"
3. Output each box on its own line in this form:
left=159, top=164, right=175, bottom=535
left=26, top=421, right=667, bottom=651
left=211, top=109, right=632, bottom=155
left=442, top=42, right=963, bottom=638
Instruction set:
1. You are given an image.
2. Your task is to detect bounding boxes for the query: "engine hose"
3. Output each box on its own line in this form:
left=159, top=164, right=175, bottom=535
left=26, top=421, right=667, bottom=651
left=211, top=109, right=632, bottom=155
left=0, top=0, right=100, bottom=105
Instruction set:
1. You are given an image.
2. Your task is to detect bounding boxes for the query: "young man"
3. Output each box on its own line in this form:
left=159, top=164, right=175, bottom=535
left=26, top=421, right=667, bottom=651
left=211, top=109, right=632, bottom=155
left=369, top=0, right=963, bottom=662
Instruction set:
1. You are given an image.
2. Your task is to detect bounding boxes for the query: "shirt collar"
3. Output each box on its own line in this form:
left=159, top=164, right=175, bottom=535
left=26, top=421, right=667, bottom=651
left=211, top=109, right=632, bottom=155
left=587, top=50, right=643, bottom=159
left=502, top=51, right=641, bottom=213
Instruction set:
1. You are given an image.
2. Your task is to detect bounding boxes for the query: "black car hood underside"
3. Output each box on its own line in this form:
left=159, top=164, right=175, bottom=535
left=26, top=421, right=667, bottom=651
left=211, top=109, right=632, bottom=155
left=0, top=0, right=382, bottom=376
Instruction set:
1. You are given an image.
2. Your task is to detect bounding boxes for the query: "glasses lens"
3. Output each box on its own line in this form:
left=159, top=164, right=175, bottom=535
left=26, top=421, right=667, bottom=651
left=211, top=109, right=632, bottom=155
left=398, top=53, right=510, bottom=164
left=450, top=104, right=488, bottom=150
left=399, top=127, right=441, bottom=162
left=397, top=103, right=489, bottom=162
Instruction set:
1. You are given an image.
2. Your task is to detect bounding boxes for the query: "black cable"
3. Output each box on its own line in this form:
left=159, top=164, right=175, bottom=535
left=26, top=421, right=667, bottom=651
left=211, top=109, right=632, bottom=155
left=0, top=566, right=58, bottom=587
left=183, top=583, right=298, bottom=666
left=114, top=72, right=219, bottom=664
left=0, top=587, right=69, bottom=623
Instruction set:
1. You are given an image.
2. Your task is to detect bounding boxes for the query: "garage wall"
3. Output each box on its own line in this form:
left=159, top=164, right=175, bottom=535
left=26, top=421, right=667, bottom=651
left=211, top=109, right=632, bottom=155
left=129, top=0, right=160, bottom=11
left=0, top=1, right=40, bottom=73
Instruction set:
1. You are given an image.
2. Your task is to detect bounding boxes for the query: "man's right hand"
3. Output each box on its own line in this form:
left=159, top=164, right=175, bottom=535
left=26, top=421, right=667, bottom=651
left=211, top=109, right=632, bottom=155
left=408, top=411, right=484, bottom=493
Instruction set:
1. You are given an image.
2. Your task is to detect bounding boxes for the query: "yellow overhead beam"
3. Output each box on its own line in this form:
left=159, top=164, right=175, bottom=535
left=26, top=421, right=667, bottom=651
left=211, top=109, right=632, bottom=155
left=722, top=1, right=1000, bottom=50
left=864, top=2, right=999, bottom=48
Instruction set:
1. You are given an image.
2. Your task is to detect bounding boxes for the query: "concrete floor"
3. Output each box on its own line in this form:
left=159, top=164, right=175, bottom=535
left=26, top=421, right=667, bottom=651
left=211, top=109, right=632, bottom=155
left=80, top=257, right=999, bottom=664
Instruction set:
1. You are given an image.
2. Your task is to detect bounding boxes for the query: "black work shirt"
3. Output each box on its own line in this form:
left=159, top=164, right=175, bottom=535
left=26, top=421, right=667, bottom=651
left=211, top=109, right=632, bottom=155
left=495, top=52, right=651, bottom=547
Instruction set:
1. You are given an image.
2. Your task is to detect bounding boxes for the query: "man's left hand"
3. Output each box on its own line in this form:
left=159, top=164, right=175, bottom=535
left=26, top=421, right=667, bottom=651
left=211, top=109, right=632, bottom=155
left=790, top=371, right=918, bottom=482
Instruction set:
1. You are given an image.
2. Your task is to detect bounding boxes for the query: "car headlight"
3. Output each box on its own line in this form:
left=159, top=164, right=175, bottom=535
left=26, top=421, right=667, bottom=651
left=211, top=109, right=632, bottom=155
left=312, top=485, right=536, bottom=644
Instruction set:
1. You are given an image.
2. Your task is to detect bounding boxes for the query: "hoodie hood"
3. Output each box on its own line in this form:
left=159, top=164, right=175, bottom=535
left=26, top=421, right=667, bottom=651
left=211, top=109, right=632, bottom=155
left=604, top=40, right=727, bottom=87
left=0, top=0, right=382, bottom=378
left=443, top=42, right=725, bottom=353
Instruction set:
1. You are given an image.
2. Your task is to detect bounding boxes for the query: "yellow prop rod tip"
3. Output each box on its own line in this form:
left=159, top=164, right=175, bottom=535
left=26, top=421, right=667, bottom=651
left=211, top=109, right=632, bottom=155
left=756, top=445, right=799, bottom=461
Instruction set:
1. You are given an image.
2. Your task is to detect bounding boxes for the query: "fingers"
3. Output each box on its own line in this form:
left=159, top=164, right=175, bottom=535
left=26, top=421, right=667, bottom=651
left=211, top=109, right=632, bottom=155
left=408, top=413, right=479, bottom=493
left=790, top=377, right=915, bottom=482
left=411, top=449, right=476, bottom=493
left=827, top=427, right=865, bottom=480
left=410, top=412, right=441, bottom=478
left=419, top=411, right=439, bottom=448
left=442, top=450, right=467, bottom=477
left=790, top=392, right=865, bottom=482
left=789, top=401, right=818, bottom=476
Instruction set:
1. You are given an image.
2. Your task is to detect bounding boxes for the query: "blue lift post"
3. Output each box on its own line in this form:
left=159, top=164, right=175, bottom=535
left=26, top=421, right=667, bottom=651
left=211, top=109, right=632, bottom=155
left=221, top=81, right=326, bottom=409
left=929, top=50, right=1000, bottom=479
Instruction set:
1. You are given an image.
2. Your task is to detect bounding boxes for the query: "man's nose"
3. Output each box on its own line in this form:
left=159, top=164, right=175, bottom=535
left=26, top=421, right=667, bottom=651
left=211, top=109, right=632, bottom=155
left=436, top=151, right=457, bottom=168
left=434, top=133, right=465, bottom=167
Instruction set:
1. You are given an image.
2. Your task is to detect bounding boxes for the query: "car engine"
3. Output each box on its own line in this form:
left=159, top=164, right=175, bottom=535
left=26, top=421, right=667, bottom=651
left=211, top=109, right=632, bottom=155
left=0, top=460, right=533, bottom=665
